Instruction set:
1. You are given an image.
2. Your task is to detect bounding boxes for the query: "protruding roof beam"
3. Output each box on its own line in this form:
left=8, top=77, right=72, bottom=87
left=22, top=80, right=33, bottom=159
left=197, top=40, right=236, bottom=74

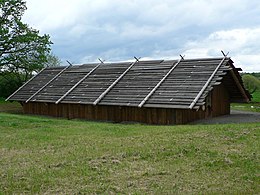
left=25, top=64, right=72, bottom=103
left=229, top=68, right=250, bottom=102
left=55, top=62, right=102, bottom=104
left=138, top=58, right=182, bottom=108
left=189, top=55, right=227, bottom=109
left=93, top=57, right=139, bottom=105
left=6, top=67, right=47, bottom=101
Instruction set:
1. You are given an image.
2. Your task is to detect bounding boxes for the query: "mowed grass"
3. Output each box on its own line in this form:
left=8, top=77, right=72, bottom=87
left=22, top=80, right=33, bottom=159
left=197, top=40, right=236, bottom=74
left=231, top=90, right=260, bottom=112
left=231, top=102, right=260, bottom=112
left=252, top=91, right=260, bottom=102
left=0, top=111, right=259, bottom=194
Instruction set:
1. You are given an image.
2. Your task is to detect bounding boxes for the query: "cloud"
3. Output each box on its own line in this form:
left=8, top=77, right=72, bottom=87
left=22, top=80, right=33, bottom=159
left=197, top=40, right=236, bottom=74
left=25, top=0, right=251, bottom=34
left=22, top=0, right=260, bottom=71
left=182, top=28, right=260, bottom=71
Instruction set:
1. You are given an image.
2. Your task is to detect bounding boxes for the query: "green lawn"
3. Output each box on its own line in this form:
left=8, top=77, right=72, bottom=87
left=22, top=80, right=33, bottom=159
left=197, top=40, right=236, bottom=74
left=0, top=103, right=259, bottom=194
left=252, top=91, right=260, bottom=102
left=231, top=102, right=260, bottom=112
left=231, top=90, right=260, bottom=112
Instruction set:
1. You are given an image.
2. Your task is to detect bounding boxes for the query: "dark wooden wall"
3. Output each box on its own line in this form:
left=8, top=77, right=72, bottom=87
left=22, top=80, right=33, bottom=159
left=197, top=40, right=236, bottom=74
left=22, top=84, right=230, bottom=125
left=23, top=102, right=208, bottom=125
left=211, top=83, right=230, bottom=117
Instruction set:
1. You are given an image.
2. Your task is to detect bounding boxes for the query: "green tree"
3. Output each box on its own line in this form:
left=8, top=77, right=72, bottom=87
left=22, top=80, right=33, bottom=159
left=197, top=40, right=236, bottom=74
left=251, top=72, right=260, bottom=80
left=242, top=74, right=260, bottom=94
left=0, top=0, right=52, bottom=97
left=0, top=72, right=23, bottom=98
left=44, top=52, right=61, bottom=67
left=0, top=0, right=52, bottom=82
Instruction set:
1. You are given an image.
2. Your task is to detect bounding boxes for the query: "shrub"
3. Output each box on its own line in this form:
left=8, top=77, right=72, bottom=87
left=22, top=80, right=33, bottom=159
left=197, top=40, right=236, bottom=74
left=242, top=74, right=260, bottom=94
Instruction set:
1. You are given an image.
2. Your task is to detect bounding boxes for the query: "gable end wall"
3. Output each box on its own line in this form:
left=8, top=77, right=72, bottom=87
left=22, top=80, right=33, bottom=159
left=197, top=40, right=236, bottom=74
left=211, top=83, right=230, bottom=117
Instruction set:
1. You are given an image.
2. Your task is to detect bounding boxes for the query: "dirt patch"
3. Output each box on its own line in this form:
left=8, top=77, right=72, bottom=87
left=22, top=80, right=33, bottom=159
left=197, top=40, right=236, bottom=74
left=191, top=110, right=260, bottom=124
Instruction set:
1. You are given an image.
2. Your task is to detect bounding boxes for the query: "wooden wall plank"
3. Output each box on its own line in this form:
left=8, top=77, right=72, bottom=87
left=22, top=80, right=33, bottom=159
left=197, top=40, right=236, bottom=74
left=211, top=83, right=230, bottom=117
left=21, top=92, right=229, bottom=125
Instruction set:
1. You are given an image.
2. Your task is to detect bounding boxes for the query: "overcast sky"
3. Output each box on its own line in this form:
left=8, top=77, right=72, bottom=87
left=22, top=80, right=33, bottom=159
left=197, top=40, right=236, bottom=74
left=23, top=0, right=260, bottom=72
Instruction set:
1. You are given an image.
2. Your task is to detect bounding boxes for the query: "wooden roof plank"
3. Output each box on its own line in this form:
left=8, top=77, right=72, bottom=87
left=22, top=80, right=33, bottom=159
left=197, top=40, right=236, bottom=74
left=55, top=62, right=102, bottom=104
left=6, top=67, right=47, bottom=101
left=188, top=56, right=227, bottom=109
left=6, top=57, right=249, bottom=109
left=93, top=60, right=138, bottom=105
left=138, top=59, right=181, bottom=108
left=25, top=64, right=71, bottom=103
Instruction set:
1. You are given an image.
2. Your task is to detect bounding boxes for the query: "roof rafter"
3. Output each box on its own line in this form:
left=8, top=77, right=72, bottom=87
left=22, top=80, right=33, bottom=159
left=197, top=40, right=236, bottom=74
left=229, top=68, right=250, bottom=102
left=6, top=67, right=47, bottom=101
left=188, top=56, right=227, bottom=109
left=138, top=59, right=182, bottom=108
left=25, top=64, right=71, bottom=103
left=6, top=57, right=250, bottom=109
left=55, top=62, right=102, bottom=104
left=93, top=59, right=138, bottom=105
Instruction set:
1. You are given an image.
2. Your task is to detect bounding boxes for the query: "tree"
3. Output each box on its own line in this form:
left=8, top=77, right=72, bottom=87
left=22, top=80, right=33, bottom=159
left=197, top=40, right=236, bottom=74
left=242, top=74, right=260, bottom=94
left=0, top=71, right=22, bottom=98
left=44, top=52, right=61, bottom=67
left=0, top=0, right=52, bottom=83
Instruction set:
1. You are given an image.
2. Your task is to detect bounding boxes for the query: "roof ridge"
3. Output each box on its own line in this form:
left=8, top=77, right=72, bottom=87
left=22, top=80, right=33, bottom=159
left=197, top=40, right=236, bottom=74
left=52, top=57, right=231, bottom=68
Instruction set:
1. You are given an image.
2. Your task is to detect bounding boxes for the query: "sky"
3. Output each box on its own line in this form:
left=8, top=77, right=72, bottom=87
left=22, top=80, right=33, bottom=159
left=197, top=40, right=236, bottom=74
left=23, top=0, right=260, bottom=72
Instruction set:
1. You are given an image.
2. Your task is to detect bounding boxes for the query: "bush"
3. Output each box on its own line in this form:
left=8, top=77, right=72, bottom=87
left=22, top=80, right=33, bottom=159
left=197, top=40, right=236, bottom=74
left=0, top=73, right=24, bottom=98
left=242, top=74, right=260, bottom=94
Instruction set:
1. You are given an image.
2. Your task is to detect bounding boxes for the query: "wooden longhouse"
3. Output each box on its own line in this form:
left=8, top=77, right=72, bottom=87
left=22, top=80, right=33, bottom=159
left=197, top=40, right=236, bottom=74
left=7, top=57, right=251, bottom=124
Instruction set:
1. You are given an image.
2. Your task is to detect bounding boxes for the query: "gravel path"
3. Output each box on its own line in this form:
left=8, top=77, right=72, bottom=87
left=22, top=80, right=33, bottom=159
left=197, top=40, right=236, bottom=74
left=191, top=110, right=260, bottom=124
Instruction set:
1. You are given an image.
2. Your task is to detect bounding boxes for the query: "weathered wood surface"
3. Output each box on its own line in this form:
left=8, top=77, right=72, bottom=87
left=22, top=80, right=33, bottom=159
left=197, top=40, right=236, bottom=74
left=9, top=66, right=65, bottom=101
left=8, top=57, right=248, bottom=111
left=23, top=102, right=208, bottom=124
left=22, top=83, right=230, bottom=125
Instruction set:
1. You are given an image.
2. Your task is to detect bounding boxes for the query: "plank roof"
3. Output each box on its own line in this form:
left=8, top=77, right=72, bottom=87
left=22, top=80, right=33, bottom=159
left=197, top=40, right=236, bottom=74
left=7, top=57, right=250, bottom=109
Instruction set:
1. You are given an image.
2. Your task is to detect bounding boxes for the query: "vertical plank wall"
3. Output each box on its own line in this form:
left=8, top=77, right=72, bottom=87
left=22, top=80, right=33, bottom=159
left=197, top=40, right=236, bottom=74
left=23, top=103, right=208, bottom=124
left=22, top=84, right=230, bottom=125
left=211, top=83, right=230, bottom=117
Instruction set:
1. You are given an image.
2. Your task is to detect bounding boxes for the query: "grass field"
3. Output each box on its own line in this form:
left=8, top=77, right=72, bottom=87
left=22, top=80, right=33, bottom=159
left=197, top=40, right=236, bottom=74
left=231, top=90, right=260, bottom=112
left=231, top=102, right=260, bottom=112
left=0, top=101, right=260, bottom=194
left=252, top=91, right=260, bottom=102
